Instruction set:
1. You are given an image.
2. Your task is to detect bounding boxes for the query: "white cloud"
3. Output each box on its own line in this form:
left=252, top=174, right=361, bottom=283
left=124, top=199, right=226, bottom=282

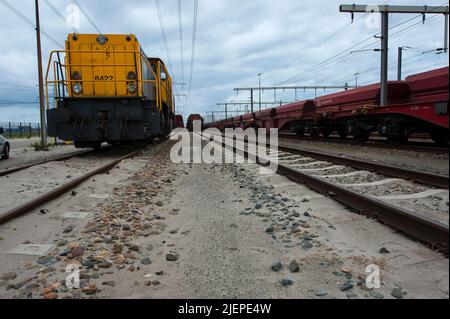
left=0, top=0, right=448, bottom=122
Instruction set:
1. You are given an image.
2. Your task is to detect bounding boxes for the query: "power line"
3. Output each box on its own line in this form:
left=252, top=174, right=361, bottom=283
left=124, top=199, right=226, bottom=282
left=154, top=0, right=173, bottom=73
left=0, top=0, right=62, bottom=48
left=72, top=0, right=102, bottom=34
left=0, top=80, right=37, bottom=89
left=277, top=7, right=448, bottom=86
left=287, top=14, right=369, bottom=68
left=178, top=0, right=185, bottom=86
left=43, top=0, right=77, bottom=33
left=188, top=0, right=199, bottom=100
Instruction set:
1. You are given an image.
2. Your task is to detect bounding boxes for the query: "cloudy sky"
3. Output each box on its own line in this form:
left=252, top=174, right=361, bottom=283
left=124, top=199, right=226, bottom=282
left=0, top=0, right=448, bottom=123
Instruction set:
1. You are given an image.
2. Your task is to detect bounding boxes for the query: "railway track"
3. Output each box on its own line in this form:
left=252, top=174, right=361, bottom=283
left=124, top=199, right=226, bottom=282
left=198, top=132, right=449, bottom=255
left=278, top=133, right=449, bottom=154
left=0, top=141, right=159, bottom=225
left=0, top=148, right=95, bottom=177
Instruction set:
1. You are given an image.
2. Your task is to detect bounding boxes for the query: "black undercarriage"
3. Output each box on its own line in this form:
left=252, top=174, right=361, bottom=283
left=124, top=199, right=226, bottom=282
left=47, top=97, right=173, bottom=148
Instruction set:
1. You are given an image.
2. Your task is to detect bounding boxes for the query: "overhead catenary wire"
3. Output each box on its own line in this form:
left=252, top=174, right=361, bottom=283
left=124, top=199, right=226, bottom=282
left=43, top=0, right=77, bottom=33
left=188, top=0, right=199, bottom=102
left=287, top=13, right=369, bottom=67
left=0, top=0, right=62, bottom=48
left=72, top=0, right=102, bottom=34
left=178, top=0, right=185, bottom=86
left=0, top=80, right=37, bottom=89
left=277, top=2, right=449, bottom=86
left=154, top=0, right=174, bottom=74
left=279, top=11, right=447, bottom=85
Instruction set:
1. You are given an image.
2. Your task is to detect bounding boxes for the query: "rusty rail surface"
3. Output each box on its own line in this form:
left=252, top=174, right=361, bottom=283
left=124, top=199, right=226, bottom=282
left=278, top=133, right=449, bottom=154
left=276, top=145, right=449, bottom=189
left=199, top=133, right=449, bottom=255
left=0, top=149, right=94, bottom=177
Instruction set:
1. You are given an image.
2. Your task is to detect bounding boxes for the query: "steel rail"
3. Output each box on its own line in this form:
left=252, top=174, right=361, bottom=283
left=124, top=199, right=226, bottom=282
left=198, top=133, right=449, bottom=255
left=0, top=142, right=155, bottom=225
left=0, top=149, right=93, bottom=177
left=278, top=133, right=449, bottom=154
left=275, top=144, right=449, bottom=189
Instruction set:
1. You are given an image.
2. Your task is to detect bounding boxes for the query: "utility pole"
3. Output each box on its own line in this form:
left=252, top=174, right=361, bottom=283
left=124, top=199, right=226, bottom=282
left=35, top=0, right=48, bottom=150
left=257, top=73, right=262, bottom=112
left=250, top=89, right=254, bottom=113
left=445, top=13, right=449, bottom=53
left=397, top=47, right=403, bottom=81
left=380, top=10, right=388, bottom=106
left=354, top=73, right=359, bottom=87
left=340, top=4, right=449, bottom=106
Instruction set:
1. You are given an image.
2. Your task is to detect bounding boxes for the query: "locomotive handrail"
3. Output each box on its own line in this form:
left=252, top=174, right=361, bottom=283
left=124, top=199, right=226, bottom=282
left=45, top=49, right=163, bottom=110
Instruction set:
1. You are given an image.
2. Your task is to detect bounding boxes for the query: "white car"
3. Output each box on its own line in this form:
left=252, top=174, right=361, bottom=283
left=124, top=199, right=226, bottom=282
left=0, top=127, right=10, bottom=159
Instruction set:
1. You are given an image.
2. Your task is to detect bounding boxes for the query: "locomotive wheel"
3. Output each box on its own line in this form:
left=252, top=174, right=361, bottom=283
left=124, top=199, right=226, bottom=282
left=353, top=128, right=370, bottom=142
left=74, top=142, right=86, bottom=149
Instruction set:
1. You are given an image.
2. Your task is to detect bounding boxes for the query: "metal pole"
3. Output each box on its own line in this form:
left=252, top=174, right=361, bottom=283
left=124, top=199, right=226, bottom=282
left=225, top=103, right=228, bottom=119
left=258, top=73, right=262, bottom=112
left=250, top=89, right=254, bottom=113
left=380, top=11, right=389, bottom=106
left=354, top=73, right=359, bottom=87
left=35, top=0, right=48, bottom=150
left=445, top=13, right=448, bottom=53
left=397, top=47, right=403, bottom=81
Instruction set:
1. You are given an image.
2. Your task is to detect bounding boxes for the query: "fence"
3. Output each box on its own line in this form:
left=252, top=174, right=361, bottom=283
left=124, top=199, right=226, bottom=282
left=0, top=122, right=42, bottom=139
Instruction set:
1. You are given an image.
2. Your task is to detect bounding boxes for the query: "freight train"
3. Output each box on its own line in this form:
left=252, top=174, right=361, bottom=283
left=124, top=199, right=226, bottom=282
left=186, top=114, right=204, bottom=132
left=45, top=34, right=175, bottom=148
left=175, top=115, right=185, bottom=128
left=205, top=67, right=449, bottom=145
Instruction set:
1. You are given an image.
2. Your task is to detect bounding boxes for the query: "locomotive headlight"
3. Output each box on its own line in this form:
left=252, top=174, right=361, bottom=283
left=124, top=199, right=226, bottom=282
left=71, top=71, right=81, bottom=80
left=127, top=83, right=137, bottom=94
left=127, top=71, right=137, bottom=80
left=72, top=83, right=82, bottom=95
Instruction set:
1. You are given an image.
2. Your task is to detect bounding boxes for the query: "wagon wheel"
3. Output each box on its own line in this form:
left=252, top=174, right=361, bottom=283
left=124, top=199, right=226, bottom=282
left=337, top=127, right=348, bottom=139
left=295, top=129, right=305, bottom=137
left=430, top=129, right=449, bottom=146
left=321, top=128, right=333, bottom=138
left=310, top=129, right=320, bottom=138
left=353, top=127, right=370, bottom=142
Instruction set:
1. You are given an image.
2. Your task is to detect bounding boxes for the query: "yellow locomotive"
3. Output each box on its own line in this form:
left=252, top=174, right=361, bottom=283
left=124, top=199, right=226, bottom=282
left=45, top=34, right=174, bottom=148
